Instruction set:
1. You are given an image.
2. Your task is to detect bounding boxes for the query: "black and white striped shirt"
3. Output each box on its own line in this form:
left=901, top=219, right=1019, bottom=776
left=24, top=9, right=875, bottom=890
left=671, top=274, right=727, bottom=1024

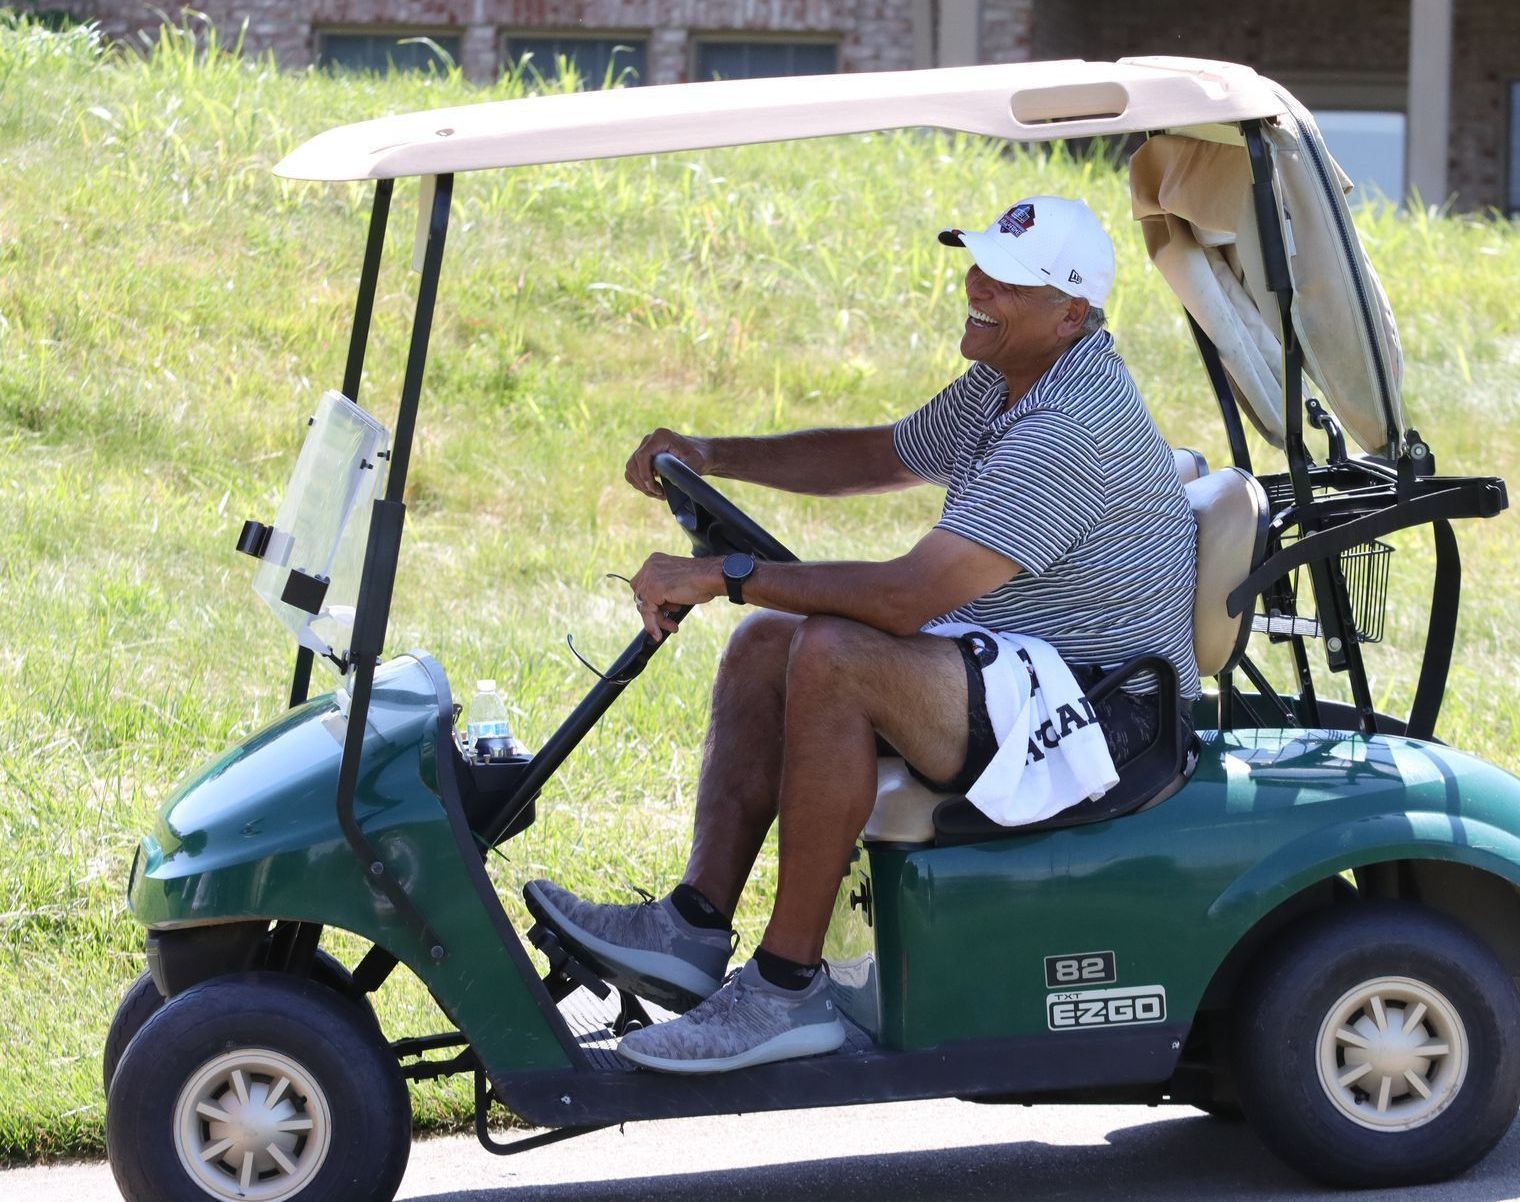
left=893, top=331, right=1201, bottom=698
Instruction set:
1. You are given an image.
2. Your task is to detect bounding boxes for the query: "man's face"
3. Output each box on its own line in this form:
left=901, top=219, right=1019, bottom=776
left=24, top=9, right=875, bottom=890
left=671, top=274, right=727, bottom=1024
left=959, top=265, right=1078, bottom=371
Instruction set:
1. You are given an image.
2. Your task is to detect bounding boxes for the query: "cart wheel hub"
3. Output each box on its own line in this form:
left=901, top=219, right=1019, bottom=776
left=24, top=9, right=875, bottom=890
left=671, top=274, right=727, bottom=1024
left=1315, top=975, right=1468, bottom=1132
left=172, top=1047, right=332, bottom=1201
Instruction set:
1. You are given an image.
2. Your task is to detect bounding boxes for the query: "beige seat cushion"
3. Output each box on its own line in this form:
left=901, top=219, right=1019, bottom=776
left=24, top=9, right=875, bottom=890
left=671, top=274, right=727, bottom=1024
left=1187, top=466, right=1270, bottom=677
left=1173, top=446, right=1208, bottom=484
left=864, top=758, right=948, bottom=845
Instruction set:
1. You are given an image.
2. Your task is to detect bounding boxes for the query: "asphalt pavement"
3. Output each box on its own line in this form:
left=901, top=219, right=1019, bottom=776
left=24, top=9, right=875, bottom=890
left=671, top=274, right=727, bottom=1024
left=4, top=1100, right=1519, bottom=1201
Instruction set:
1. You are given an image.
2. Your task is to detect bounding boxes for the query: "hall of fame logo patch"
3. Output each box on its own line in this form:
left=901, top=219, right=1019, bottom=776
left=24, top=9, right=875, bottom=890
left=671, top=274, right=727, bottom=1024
left=998, top=202, right=1035, bottom=236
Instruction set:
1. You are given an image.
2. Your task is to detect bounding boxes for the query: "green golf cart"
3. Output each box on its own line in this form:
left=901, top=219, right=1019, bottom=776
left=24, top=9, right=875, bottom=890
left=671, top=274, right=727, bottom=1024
left=104, top=57, right=1517, bottom=1202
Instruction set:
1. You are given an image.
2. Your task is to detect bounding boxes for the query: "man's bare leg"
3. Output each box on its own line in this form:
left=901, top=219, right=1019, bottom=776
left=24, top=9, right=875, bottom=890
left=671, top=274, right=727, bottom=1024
left=681, top=610, right=803, bottom=917
left=761, top=616, right=971, bottom=964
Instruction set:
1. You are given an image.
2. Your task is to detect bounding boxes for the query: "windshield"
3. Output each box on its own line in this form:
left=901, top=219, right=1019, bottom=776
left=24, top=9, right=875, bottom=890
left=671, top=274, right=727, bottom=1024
left=252, top=390, right=390, bottom=673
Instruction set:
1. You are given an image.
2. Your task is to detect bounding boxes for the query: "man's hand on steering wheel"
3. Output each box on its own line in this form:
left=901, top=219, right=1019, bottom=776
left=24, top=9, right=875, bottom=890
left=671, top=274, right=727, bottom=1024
left=628, top=552, right=722, bottom=642
left=626, top=428, right=713, bottom=498
left=623, top=442, right=796, bottom=642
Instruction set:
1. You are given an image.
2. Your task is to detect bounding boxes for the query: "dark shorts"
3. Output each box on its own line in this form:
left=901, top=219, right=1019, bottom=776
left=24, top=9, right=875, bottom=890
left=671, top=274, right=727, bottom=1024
left=878, top=634, right=1169, bottom=795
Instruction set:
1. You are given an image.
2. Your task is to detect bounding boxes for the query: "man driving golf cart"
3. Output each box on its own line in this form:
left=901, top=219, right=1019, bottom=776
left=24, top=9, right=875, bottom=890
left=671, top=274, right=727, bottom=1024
left=526, top=194, right=1201, bottom=1074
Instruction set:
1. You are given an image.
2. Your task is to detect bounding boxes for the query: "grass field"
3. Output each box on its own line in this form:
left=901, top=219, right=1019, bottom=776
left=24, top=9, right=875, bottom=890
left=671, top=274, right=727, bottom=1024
left=1, top=13, right=1518, bottom=1161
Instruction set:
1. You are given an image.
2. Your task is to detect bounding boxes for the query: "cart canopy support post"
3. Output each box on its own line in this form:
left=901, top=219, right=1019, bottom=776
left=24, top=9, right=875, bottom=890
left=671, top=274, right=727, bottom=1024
left=1242, top=120, right=1372, bottom=727
left=332, top=173, right=454, bottom=959
left=1186, top=312, right=1252, bottom=476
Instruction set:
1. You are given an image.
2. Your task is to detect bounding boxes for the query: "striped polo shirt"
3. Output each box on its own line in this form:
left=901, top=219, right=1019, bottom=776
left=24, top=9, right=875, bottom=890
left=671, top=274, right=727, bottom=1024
left=893, top=331, right=1201, bottom=698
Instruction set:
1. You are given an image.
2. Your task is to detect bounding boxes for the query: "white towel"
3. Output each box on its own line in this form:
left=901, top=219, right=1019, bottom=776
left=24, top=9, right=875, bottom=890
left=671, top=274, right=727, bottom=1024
left=929, top=623, right=1119, bottom=827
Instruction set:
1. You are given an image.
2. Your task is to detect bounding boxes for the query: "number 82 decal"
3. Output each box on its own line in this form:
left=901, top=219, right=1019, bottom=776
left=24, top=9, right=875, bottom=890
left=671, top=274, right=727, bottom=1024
left=1044, top=950, right=1117, bottom=988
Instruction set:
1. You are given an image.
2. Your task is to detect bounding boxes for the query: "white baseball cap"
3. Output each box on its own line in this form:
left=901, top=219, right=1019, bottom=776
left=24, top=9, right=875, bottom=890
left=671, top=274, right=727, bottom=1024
left=939, top=196, right=1114, bottom=309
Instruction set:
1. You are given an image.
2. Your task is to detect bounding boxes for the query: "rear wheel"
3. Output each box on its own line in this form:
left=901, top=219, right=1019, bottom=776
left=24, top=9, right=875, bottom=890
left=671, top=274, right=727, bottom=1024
left=106, top=972, right=410, bottom=1202
left=1233, top=901, right=1520, bottom=1188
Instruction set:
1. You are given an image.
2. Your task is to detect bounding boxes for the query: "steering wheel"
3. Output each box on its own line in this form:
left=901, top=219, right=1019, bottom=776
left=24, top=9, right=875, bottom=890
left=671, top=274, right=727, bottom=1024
left=653, top=453, right=799, bottom=564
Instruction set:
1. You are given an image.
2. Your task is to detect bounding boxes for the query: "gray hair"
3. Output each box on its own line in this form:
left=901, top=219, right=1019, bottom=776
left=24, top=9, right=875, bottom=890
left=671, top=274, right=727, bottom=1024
left=1045, top=286, right=1107, bottom=337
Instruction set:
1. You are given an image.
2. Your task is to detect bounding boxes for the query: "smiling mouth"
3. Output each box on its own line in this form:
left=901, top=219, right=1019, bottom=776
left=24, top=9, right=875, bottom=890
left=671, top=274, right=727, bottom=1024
left=966, top=306, right=997, bottom=329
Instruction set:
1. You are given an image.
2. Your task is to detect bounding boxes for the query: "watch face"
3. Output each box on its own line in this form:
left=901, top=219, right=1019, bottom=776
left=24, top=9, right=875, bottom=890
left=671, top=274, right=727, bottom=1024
left=723, top=552, right=755, bottom=580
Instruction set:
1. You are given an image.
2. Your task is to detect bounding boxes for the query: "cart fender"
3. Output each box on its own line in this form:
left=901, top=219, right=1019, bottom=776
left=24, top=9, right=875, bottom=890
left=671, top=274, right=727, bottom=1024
left=129, top=653, right=575, bottom=1074
left=1207, top=813, right=1520, bottom=931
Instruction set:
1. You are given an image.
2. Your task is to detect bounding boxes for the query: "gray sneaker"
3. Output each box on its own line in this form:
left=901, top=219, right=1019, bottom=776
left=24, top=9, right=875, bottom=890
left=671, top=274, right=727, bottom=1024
left=617, top=958, right=846, bottom=1074
left=523, top=879, right=733, bottom=1011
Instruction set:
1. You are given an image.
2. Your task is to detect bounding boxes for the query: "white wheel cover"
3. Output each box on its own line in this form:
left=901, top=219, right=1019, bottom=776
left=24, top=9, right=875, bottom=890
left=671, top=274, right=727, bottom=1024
left=1315, top=975, right=1469, bottom=1132
left=172, top=1047, right=333, bottom=1201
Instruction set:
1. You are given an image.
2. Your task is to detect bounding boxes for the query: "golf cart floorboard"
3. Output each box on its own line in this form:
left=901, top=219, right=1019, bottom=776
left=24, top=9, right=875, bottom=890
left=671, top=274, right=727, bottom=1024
left=558, top=984, right=877, bottom=1074
left=495, top=985, right=1187, bottom=1127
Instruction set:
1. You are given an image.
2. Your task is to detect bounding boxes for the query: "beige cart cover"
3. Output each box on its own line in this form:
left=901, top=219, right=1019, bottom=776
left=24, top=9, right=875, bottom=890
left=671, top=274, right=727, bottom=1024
left=1129, top=87, right=1405, bottom=457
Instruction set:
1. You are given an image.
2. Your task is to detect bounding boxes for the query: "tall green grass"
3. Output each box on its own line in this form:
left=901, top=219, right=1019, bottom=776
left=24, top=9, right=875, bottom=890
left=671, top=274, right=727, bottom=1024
left=1, top=12, right=1518, bottom=1160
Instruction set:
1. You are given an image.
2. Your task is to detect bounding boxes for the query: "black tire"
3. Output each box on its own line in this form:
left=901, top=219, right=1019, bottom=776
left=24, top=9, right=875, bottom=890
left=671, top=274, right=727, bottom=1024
left=1233, top=900, right=1520, bottom=1188
left=106, top=972, right=410, bottom=1202
left=102, top=951, right=376, bottom=1097
left=103, top=970, right=163, bottom=1100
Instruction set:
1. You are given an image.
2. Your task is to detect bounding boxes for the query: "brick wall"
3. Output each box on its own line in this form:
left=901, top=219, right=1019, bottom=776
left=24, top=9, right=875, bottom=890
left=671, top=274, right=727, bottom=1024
left=1019, top=0, right=1407, bottom=77
left=1450, top=0, right=1520, bottom=210
left=978, top=0, right=1032, bottom=63
left=77, top=0, right=917, bottom=82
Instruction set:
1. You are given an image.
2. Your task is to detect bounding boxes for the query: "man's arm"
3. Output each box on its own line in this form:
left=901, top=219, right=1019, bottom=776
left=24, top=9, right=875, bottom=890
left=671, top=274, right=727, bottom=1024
left=628, top=529, right=1020, bottom=642
left=625, top=425, right=921, bottom=499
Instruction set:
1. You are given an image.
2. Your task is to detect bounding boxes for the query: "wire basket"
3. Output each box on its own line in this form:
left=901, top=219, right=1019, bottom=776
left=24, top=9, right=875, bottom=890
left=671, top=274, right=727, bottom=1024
left=1255, top=537, right=1392, bottom=645
left=1339, top=539, right=1392, bottom=643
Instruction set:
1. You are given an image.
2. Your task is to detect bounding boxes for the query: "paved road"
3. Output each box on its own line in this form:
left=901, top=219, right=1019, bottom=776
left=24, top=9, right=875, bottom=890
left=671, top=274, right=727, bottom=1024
left=5, top=1100, right=1519, bottom=1201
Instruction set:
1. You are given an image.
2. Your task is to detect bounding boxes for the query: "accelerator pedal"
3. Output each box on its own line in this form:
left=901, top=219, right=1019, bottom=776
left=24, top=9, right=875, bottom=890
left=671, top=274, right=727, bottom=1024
left=610, top=989, right=655, bottom=1037
left=528, top=922, right=612, bottom=1003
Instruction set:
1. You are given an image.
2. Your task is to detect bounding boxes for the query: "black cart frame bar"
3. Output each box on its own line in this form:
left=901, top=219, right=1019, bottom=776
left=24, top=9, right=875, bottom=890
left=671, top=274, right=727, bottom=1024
left=328, top=174, right=454, bottom=958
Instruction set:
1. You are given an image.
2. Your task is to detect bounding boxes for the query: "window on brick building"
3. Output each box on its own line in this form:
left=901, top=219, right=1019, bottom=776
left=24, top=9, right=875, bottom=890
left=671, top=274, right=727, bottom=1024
left=694, top=40, right=838, bottom=81
left=317, top=31, right=461, bottom=74
left=504, top=35, right=647, bottom=88
left=1312, top=110, right=1406, bottom=204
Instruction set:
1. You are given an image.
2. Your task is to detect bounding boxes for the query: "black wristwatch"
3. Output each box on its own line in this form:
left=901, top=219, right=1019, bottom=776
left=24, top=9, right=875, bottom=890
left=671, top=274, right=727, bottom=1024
left=721, top=552, right=756, bottom=604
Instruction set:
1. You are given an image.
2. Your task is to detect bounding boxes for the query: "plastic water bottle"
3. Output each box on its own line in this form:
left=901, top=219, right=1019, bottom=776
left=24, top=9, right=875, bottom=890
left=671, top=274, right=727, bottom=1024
left=465, top=679, right=516, bottom=761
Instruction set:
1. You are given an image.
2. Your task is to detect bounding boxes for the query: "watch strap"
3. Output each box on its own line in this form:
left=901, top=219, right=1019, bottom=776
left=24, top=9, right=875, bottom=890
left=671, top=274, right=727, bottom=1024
left=722, top=553, right=755, bottom=604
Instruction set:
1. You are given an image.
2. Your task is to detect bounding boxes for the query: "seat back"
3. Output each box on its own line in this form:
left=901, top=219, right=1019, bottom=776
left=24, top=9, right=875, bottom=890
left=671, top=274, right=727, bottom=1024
left=1172, top=446, right=1209, bottom=484
left=1186, top=466, right=1270, bottom=678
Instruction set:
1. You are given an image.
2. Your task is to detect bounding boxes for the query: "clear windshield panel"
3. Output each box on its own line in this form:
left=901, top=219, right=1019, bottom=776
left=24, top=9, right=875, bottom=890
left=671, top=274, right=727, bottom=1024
left=253, top=391, right=390, bottom=673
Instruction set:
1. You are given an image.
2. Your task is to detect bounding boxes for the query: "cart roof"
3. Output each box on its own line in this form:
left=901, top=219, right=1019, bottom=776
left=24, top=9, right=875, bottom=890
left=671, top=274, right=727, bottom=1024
left=274, top=56, right=1287, bottom=181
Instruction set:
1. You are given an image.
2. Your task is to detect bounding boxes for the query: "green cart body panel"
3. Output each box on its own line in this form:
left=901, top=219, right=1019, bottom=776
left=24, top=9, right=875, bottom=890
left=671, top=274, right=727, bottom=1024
left=132, top=651, right=1520, bottom=1076
left=828, top=728, right=1520, bottom=1050
left=127, top=653, right=572, bottom=1073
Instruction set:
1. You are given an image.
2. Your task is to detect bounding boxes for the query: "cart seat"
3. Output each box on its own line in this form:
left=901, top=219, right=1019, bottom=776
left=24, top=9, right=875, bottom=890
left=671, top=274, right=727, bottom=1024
left=865, top=465, right=1269, bottom=846
left=1173, top=446, right=1209, bottom=483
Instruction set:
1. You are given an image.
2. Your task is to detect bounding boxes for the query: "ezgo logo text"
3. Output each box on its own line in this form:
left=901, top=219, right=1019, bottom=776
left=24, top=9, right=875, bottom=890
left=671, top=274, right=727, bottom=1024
left=1047, top=985, right=1166, bottom=1030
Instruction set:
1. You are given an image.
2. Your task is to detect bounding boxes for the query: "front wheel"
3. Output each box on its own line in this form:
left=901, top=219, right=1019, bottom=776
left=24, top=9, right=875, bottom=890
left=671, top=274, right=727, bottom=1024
left=102, top=951, right=376, bottom=1098
left=1233, top=901, right=1520, bottom=1188
left=106, top=972, right=410, bottom=1202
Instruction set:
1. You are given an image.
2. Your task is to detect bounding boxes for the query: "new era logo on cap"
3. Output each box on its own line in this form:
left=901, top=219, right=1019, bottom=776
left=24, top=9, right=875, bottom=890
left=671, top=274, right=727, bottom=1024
left=937, top=195, right=1115, bottom=309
